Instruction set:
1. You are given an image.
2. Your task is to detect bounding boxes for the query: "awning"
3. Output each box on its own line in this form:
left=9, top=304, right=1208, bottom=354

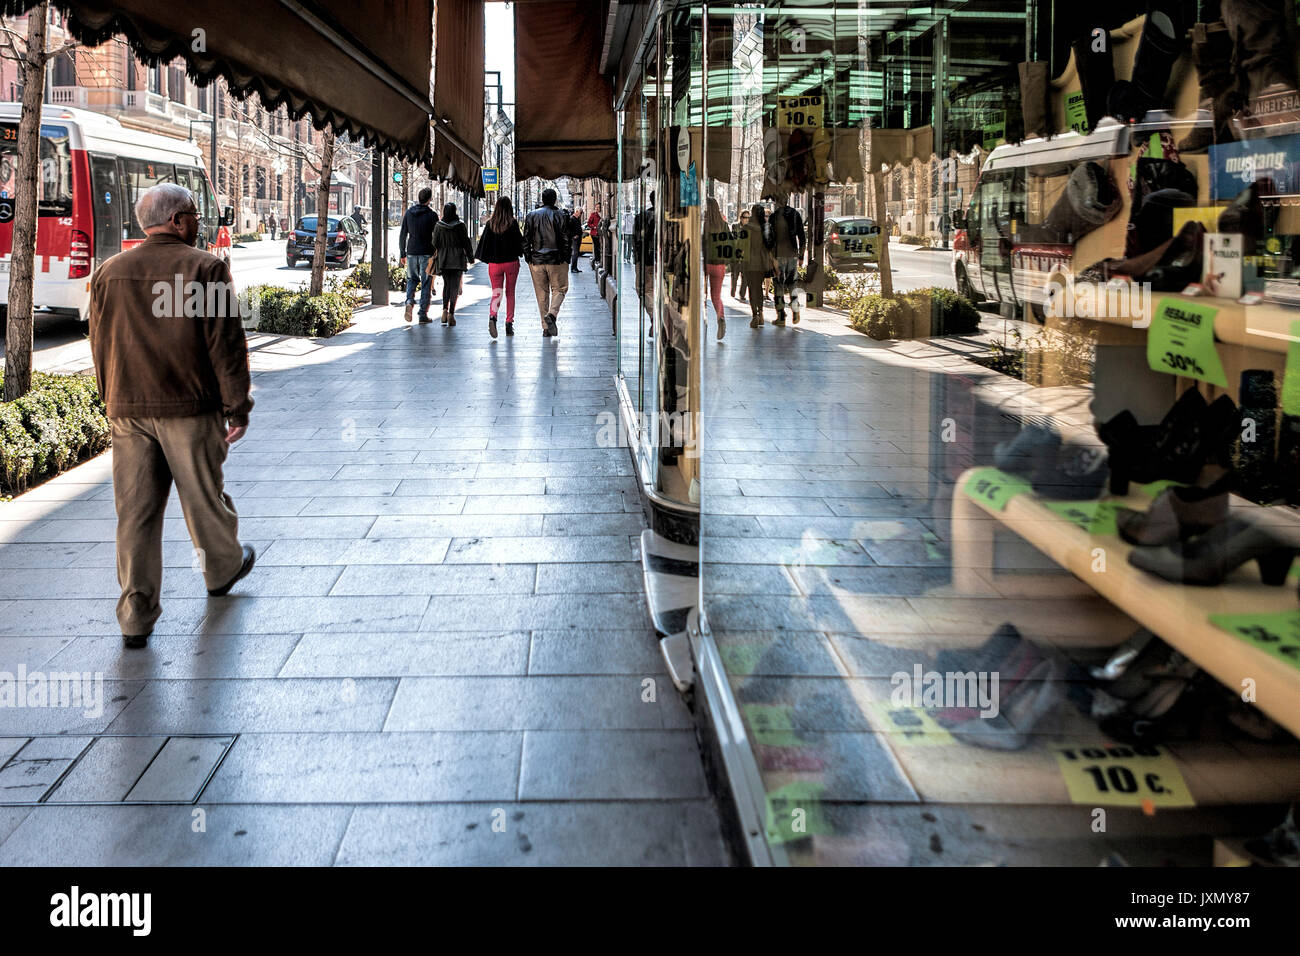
left=16, top=0, right=435, bottom=163
left=515, top=0, right=617, bottom=181
left=430, top=0, right=485, bottom=194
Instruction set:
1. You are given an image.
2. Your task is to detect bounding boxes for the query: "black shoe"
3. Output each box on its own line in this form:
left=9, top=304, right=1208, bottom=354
left=505, top=321, right=514, bottom=337
left=544, top=313, right=558, bottom=337
left=489, top=316, right=498, bottom=338
left=1128, top=520, right=1296, bottom=586
left=208, top=545, right=257, bottom=597
left=123, top=630, right=152, bottom=650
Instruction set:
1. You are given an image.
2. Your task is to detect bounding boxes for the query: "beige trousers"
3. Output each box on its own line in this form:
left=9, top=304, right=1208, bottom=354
left=528, top=263, right=569, bottom=321
left=111, top=412, right=244, bottom=636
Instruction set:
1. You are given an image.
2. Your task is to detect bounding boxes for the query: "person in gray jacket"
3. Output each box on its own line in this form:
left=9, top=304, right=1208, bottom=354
left=428, top=202, right=474, bottom=327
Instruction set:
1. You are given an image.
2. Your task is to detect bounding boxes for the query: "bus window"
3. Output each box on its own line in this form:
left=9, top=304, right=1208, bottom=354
left=89, top=154, right=122, bottom=263
left=0, top=123, right=73, bottom=216
left=177, top=166, right=218, bottom=247
left=117, top=157, right=177, bottom=240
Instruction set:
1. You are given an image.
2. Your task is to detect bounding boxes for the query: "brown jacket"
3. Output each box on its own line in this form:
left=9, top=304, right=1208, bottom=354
left=88, top=233, right=253, bottom=426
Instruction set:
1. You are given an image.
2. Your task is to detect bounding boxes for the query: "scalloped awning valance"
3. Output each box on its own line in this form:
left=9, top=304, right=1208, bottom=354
left=15, top=0, right=436, bottom=164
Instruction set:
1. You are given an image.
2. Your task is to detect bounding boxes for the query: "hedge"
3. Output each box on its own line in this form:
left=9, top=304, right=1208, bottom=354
left=0, top=371, right=110, bottom=495
left=848, top=295, right=905, bottom=339
left=242, top=284, right=353, bottom=338
left=906, top=286, right=982, bottom=336
left=344, top=259, right=407, bottom=293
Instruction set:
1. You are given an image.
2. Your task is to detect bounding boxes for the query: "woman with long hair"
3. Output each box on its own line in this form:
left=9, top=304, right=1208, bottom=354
left=741, top=203, right=770, bottom=328
left=703, top=198, right=729, bottom=340
left=429, top=202, right=474, bottom=327
left=474, top=195, right=523, bottom=338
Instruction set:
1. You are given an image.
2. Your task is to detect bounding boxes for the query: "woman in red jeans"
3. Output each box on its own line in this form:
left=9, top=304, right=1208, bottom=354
left=473, top=196, right=524, bottom=339
left=703, top=198, right=729, bottom=340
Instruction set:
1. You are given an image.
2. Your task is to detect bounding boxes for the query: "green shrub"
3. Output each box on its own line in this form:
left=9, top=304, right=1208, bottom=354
left=243, top=285, right=352, bottom=338
left=905, top=286, right=981, bottom=335
left=900, top=234, right=933, bottom=247
left=0, top=371, right=110, bottom=494
left=848, top=294, right=904, bottom=339
left=344, top=259, right=406, bottom=293
left=233, top=231, right=262, bottom=244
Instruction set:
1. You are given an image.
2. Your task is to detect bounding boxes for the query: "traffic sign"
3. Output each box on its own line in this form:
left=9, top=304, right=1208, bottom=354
left=482, top=167, right=499, bottom=192
left=392, top=170, right=403, bottom=183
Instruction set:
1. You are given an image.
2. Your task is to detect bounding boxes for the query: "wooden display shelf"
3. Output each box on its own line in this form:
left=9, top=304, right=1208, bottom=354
left=1046, top=280, right=1300, bottom=356
left=951, top=468, right=1300, bottom=738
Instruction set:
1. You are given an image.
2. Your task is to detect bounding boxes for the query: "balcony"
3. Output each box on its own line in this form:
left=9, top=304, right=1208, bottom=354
left=49, top=86, right=88, bottom=109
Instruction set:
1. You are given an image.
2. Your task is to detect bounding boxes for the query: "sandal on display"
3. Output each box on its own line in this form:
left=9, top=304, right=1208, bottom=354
left=1115, top=471, right=1234, bottom=547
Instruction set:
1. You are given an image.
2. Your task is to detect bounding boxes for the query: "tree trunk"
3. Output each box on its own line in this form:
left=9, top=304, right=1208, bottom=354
left=309, top=127, right=335, bottom=297
left=3, top=4, right=49, bottom=403
left=872, top=170, right=893, bottom=299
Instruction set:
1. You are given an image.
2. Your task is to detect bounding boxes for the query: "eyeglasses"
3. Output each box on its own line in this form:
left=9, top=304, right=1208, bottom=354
left=175, top=209, right=199, bottom=220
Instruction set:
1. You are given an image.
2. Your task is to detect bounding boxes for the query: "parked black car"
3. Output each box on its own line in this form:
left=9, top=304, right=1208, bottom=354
left=285, top=215, right=367, bottom=268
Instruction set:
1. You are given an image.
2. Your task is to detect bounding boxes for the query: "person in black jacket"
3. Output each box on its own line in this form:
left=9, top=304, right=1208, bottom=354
left=474, top=196, right=524, bottom=339
left=428, top=202, right=475, bottom=327
left=398, top=188, right=439, bottom=323
left=523, top=188, right=579, bottom=337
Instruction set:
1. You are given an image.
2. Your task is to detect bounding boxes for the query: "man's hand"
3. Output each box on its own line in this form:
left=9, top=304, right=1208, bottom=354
left=400, top=257, right=406, bottom=266
left=226, top=422, right=248, bottom=444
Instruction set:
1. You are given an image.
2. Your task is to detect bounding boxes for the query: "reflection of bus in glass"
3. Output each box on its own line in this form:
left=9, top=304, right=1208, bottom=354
left=0, top=104, right=233, bottom=321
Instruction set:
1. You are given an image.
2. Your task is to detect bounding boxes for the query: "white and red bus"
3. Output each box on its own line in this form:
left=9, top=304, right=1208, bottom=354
left=0, top=103, right=233, bottom=321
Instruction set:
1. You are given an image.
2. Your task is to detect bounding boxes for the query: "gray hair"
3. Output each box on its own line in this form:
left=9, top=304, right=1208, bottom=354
left=135, top=183, right=196, bottom=229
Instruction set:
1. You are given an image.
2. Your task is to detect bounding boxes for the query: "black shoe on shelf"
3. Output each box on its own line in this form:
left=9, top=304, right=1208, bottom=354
left=1127, top=519, right=1297, bottom=586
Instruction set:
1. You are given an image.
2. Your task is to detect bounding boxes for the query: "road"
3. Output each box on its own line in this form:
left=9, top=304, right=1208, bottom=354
left=879, top=243, right=958, bottom=294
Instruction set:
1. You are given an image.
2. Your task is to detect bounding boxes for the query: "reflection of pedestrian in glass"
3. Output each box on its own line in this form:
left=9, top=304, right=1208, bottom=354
left=633, top=192, right=656, bottom=338
left=703, top=198, right=729, bottom=340
left=729, top=208, right=752, bottom=300
left=621, top=205, right=635, bottom=262
left=768, top=193, right=806, bottom=325
left=743, top=204, right=770, bottom=329
left=570, top=208, right=584, bottom=273
left=587, top=204, right=602, bottom=263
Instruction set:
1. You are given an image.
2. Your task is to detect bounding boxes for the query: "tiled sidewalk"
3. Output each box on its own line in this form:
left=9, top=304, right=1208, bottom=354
left=0, top=262, right=728, bottom=866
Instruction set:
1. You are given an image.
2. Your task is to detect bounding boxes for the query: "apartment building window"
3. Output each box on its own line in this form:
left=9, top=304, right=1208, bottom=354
left=50, top=50, right=75, bottom=88
left=197, top=87, right=207, bottom=114
left=147, top=66, right=160, bottom=94
left=125, top=57, right=136, bottom=91
left=275, top=174, right=283, bottom=201
left=255, top=166, right=266, bottom=200
left=168, top=66, right=185, bottom=104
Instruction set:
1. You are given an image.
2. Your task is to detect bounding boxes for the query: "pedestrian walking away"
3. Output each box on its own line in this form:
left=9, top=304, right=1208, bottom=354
left=86, top=183, right=256, bottom=648
left=398, top=186, right=439, bottom=323
left=523, top=187, right=578, bottom=337
left=703, top=197, right=728, bottom=340
left=475, top=195, right=523, bottom=339
left=768, top=192, right=806, bottom=324
left=743, top=203, right=771, bottom=328
left=633, top=192, right=656, bottom=339
left=430, top=202, right=474, bottom=327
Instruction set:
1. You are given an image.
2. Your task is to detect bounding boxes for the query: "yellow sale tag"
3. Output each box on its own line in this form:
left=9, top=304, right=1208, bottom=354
left=1053, top=743, right=1195, bottom=808
left=777, top=94, right=823, bottom=128
left=867, top=702, right=953, bottom=746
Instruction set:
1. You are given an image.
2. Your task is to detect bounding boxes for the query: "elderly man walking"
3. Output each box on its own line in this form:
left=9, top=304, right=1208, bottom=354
left=88, top=183, right=257, bottom=648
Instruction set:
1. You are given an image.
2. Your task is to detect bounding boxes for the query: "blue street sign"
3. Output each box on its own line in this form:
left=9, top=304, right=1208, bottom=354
left=482, top=167, right=499, bottom=192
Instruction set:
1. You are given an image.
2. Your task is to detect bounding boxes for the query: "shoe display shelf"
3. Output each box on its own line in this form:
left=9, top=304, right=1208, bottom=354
left=951, top=469, right=1300, bottom=739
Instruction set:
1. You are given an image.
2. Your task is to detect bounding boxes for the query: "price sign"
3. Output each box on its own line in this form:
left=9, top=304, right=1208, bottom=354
left=764, top=781, right=831, bottom=844
left=777, top=94, right=823, bottom=129
left=1209, top=609, right=1300, bottom=672
left=1146, top=297, right=1228, bottom=387
left=867, top=702, right=953, bottom=747
left=1282, top=320, right=1300, bottom=416
left=743, top=703, right=803, bottom=747
left=1065, top=90, right=1089, bottom=134
left=1043, top=499, right=1121, bottom=537
left=707, top=228, right=748, bottom=263
left=1053, top=744, right=1195, bottom=808
left=962, top=467, right=1032, bottom=512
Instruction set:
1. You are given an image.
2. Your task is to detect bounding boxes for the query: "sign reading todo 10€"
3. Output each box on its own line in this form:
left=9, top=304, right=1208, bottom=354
left=777, top=94, right=823, bottom=128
